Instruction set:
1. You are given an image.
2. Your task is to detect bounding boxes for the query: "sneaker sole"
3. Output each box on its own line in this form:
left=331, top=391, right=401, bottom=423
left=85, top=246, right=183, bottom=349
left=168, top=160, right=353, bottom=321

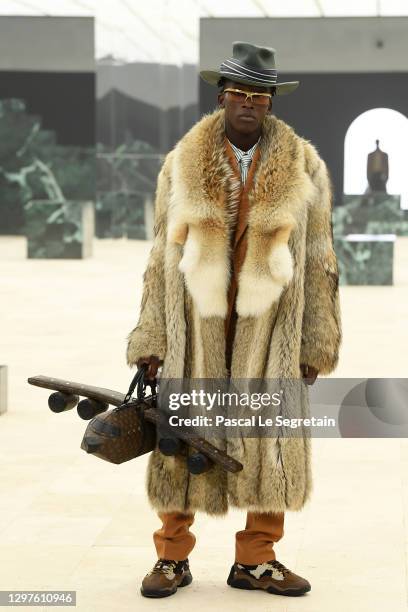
left=141, top=572, right=193, bottom=598
left=227, top=568, right=310, bottom=597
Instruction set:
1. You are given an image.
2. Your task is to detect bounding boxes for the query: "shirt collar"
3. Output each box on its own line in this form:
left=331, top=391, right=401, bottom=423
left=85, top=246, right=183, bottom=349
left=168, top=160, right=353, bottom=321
left=227, top=136, right=261, bottom=162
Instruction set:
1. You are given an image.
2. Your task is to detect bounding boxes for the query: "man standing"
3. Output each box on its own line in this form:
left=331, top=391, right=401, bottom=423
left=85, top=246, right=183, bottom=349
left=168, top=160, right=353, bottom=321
left=126, top=41, right=342, bottom=599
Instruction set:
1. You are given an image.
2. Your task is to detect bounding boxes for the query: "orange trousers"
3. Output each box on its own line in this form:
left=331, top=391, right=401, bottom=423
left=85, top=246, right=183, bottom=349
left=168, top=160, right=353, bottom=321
left=153, top=510, right=285, bottom=565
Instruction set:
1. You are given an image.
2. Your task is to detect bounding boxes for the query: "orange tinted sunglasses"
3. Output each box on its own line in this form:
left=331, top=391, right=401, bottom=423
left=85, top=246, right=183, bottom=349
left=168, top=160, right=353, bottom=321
left=223, top=87, right=272, bottom=106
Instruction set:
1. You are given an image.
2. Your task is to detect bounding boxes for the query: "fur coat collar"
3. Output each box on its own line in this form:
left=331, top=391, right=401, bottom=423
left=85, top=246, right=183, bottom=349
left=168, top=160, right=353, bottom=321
left=166, top=107, right=317, bottom=319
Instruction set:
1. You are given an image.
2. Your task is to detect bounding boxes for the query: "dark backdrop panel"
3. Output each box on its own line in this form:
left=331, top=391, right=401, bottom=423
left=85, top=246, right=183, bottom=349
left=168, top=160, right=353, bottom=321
left=0, top=71, right=95, bottom=146
left=97, top=88, right=197, bottom=152
left=200, top=72, right=408, bottom=206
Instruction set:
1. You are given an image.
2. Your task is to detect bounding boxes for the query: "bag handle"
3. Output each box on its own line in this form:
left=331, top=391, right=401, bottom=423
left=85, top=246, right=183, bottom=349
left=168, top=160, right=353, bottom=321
left=123, top=364, right=157, bottom=404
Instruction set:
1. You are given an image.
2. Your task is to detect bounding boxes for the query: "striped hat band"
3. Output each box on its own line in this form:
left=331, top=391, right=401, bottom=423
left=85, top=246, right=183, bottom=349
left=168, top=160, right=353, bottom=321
left=220, top=58, right=278, bottom=85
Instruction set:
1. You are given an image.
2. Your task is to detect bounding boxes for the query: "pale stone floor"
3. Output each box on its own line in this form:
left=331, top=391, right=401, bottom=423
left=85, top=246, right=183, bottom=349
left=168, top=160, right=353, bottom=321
left=0, top=235, right=408, bottom=612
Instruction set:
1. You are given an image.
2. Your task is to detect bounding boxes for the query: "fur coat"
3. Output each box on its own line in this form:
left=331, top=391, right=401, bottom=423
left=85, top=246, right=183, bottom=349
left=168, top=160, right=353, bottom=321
left=126, top=107, right=342, bottom=516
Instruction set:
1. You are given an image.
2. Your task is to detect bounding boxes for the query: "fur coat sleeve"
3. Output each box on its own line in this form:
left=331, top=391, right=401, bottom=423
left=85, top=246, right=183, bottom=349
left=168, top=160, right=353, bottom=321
left=299, top=148, right=342, bottom=375
left=125, top=154, right=172, bottom=367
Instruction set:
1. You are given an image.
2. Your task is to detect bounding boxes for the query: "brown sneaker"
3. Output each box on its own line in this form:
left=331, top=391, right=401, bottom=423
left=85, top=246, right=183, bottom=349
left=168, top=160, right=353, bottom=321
left=227, top=559, right=311, bottom=596
left=140, top=558, right=193, bottom=598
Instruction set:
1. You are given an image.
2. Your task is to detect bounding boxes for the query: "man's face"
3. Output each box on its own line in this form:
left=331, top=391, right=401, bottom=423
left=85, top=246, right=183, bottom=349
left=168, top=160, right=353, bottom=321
left=217, top=79, right=272, bottom=135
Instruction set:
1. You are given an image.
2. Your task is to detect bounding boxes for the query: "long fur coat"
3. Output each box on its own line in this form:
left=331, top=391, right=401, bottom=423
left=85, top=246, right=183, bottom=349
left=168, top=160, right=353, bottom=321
left=126, top=107, right=342, bottom=516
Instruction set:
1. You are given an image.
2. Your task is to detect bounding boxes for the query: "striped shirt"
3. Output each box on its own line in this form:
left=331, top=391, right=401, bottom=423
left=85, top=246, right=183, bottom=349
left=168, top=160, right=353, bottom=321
left=227, top=137, right=260, bottom=184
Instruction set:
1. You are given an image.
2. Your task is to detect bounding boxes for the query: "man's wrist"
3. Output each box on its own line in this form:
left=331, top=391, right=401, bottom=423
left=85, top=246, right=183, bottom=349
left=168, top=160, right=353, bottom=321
left=300, top=363, right=319, bottom=385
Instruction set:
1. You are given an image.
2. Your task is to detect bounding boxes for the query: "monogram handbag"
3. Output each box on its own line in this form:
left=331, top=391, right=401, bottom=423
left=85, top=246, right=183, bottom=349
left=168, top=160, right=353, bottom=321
left=80, top=365, right=157, bottom=464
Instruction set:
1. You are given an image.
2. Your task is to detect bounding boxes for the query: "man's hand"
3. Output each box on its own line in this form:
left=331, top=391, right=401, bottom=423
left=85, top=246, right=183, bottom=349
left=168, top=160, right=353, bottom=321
left=300, top=363, right=319, bottom=385
left=136, top=355, right=162, bottom=381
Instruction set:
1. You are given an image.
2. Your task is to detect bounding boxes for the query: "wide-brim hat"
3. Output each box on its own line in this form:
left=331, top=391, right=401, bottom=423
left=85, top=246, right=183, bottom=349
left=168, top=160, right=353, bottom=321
left=200, top=41, right=299, bottom=96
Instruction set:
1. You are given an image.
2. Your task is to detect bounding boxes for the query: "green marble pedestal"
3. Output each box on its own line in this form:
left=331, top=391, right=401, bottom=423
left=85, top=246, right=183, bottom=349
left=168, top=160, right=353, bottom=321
left=96, top=152, right=163, bottom=240
left=125, top=193, right=148, bottom=240
left=0, top=365, right=7, bottom=415
left=333, top=194, right=408, bottom=237
left=25, top=200, right=94, bottom=259
left=334, top=234, right=395, bottom=285
left=96, top=192, right=149, bottom=240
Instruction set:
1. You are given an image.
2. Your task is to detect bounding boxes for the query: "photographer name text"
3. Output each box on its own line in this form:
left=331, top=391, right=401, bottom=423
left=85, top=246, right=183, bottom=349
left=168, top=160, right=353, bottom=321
left=167, top=415, right=336, bottom=429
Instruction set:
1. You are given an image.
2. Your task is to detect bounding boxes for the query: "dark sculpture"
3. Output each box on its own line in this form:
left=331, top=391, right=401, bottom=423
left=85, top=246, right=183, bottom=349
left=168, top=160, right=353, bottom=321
left=367, top=139, right=389, bottom=193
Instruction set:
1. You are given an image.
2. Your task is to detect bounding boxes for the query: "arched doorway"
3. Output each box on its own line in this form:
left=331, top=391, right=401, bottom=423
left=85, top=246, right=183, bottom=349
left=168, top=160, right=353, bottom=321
left=344, top=108, right=408, bottom=209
